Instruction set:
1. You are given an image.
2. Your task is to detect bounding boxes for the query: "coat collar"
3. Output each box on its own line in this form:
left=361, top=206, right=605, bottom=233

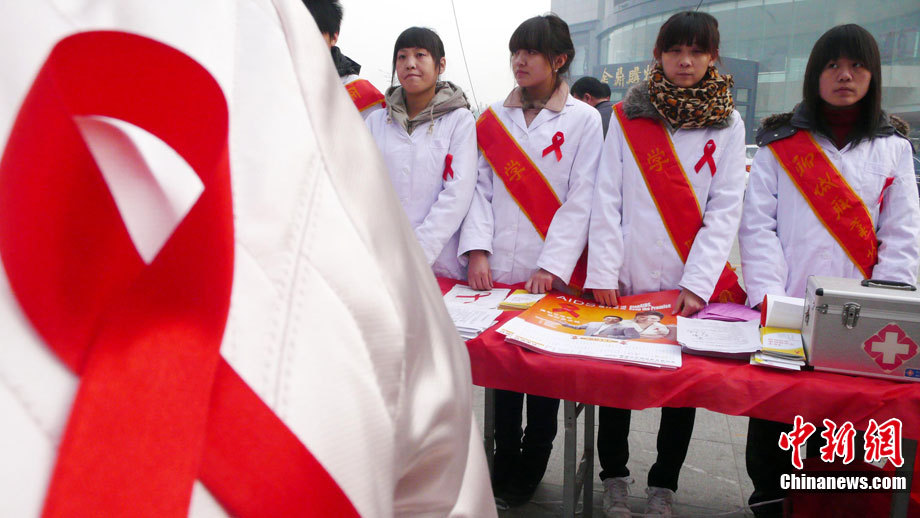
left=504, top=81, right=570, bottom=133
left=756, top=103, right=910, bottom=147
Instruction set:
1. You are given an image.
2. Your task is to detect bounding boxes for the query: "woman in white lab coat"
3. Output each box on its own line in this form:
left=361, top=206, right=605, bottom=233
left=740, top=24, right=919, bottom=517
left=366, top=27, right=476, bottom=279
left=458, top=14, right=602, bottom=508
left=584, top=11, right=746, bottom=518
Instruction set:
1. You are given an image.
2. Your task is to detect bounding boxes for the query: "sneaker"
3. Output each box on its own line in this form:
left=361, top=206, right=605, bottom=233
left=602, top=476, right=632, bottom=518
left=645, top=486, right=674, bottom=517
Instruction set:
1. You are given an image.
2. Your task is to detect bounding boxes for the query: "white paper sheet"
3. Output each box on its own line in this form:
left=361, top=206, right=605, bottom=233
left=676, top=317, right=762, bottom=354
left=443, top=285, right=511, bottom=310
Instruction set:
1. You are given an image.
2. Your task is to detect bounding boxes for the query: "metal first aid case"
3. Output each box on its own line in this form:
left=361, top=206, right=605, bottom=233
left=802, top=276, right=920, bottom=383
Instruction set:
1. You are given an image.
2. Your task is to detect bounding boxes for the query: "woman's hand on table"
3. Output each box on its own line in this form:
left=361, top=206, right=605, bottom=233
left=467, top=250, right=493, bottom=290
left=673, top=288, right=706, bottom=316
left=525, top=269, right=554, bottom=294
left=593, top=289, right=619, bottom=307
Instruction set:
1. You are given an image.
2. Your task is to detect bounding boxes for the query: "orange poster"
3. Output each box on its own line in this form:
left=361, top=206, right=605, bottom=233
left=497, top=290, right=682, bottom=368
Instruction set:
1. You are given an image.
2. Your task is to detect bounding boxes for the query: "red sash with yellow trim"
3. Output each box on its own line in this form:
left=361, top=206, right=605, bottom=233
left=345, top=79, right=385, bottom=112
left=613, top=103, right=746, bottom=303
left=476, top=108, right=587, bottom=288
left=768, top=131, right=877, bottom=278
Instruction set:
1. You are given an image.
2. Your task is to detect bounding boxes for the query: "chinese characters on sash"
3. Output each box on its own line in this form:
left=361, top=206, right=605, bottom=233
left=613, top=102, right=746, bottom=303
left=769, top=131, right=878, bottom=277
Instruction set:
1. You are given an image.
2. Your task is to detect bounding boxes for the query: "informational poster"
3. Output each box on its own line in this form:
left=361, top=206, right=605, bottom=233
left=497, top=290, right=682, bottom=368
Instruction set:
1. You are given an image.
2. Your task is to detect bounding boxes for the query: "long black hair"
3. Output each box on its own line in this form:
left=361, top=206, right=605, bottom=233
left=802, top=24, right=883, bottom=142
left=509, top=14, right=575, bottom=86
left=653, top=11, right=720, bottom=60
left=390, top=27, right=445, bottom=84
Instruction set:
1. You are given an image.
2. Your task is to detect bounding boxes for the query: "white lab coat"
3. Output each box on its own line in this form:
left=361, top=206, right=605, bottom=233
left=366, top=106, right=477, bottom=279
left=458, top=94, right=603, bottom=284
left=585, top=110, right=746, bottom=300
left=740, top=131, right=920, bottom=303
left=0, top=1, right=495, bottom=517
left=342, top=73, right=384, bottom=120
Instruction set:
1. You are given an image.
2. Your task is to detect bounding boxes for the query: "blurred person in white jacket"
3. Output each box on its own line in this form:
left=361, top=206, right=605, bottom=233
left=739, top=24, right=919, bottom=518
left=584, top=11, right=746, bottom=518
left=366, top=27, right=476, bottom=280
left=0, top=1, right=495, bottom=517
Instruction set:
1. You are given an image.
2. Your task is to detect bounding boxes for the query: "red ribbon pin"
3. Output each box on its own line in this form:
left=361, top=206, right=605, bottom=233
left=694, top=139, right=717, bottom=176
left=542, top=131, right=565, bottom=161
left=443, top=153, right=454, bottom=181
left=878, top=176, right=895, bottom=211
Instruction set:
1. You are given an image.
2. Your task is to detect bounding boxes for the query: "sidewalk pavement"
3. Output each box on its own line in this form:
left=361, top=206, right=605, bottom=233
left=473, top=386, right=756, bottom=517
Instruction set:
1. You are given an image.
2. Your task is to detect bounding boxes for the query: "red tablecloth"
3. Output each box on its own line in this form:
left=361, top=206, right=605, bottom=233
left=439, top=278, right=920, bottom=439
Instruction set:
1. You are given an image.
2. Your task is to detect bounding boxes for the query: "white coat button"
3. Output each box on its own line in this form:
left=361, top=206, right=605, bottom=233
left=657, top=239, right=664, bottom=247
left=651, top=271, right=660, bottom=278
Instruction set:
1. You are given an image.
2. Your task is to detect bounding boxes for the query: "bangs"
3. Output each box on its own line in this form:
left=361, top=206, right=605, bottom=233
left=802, top=24, right=883, bottom=144
left=810, top=24, right=879, bottom=69
left=393, top=27, right=444, bottom=62
left=509, top=17, right=552, bottom=55
left=655, top=11, right=719, bottom=55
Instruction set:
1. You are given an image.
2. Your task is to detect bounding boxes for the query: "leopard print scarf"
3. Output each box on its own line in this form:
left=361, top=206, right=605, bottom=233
left=648, top=63, right=734, bottom=128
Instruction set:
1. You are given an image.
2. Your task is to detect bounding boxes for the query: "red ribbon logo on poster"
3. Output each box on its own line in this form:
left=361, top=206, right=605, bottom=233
left=862, top=323, right=918, bottom=372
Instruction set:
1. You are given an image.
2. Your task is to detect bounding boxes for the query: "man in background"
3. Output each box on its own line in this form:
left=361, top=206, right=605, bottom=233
left=302, top=0, right=385, bottom=119
left=572, top=76, right=613, bottom=137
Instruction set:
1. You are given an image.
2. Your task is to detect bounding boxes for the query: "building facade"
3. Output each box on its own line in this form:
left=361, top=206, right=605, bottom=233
left=553, top=0, right=920, bottom=144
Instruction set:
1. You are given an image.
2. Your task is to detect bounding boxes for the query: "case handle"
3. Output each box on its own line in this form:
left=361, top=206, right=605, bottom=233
left=860, top=279, right=918, bottom=291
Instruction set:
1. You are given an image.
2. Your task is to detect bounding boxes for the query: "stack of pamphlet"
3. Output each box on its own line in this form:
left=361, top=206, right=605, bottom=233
left=676, top=318, right=761, bottom=359
left=751, top=327, right=807, bottom=370
left=496, top=290, right=683, bottom=369
left=750, top=294, right=807, bottom=370
left=497, top=289, right=546, bottom=310
left=442, top=284, right=510, bottom=339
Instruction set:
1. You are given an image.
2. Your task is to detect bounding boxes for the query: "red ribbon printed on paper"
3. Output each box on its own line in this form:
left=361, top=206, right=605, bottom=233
left=768, top=130, right=878, bottom=279
left=443, top=153, right=454, bottom=181
left=614, top=103, right=745, bottom=303
left=458, top=292, right=490, bottom=302
left=0, top=32, right=357, bottom=518
left=552, top=303, right=581, bottom=318
left=542, top=131, right=565, bottom=161
left=694, top=139, right=717, bottom=176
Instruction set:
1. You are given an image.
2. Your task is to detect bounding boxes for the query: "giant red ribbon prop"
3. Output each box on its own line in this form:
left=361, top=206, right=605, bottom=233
left=693, top=139, right=717, bottom=176
left=0, top=32, right=357, bottom=517
left=542, top=131, right=565, bottom=161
